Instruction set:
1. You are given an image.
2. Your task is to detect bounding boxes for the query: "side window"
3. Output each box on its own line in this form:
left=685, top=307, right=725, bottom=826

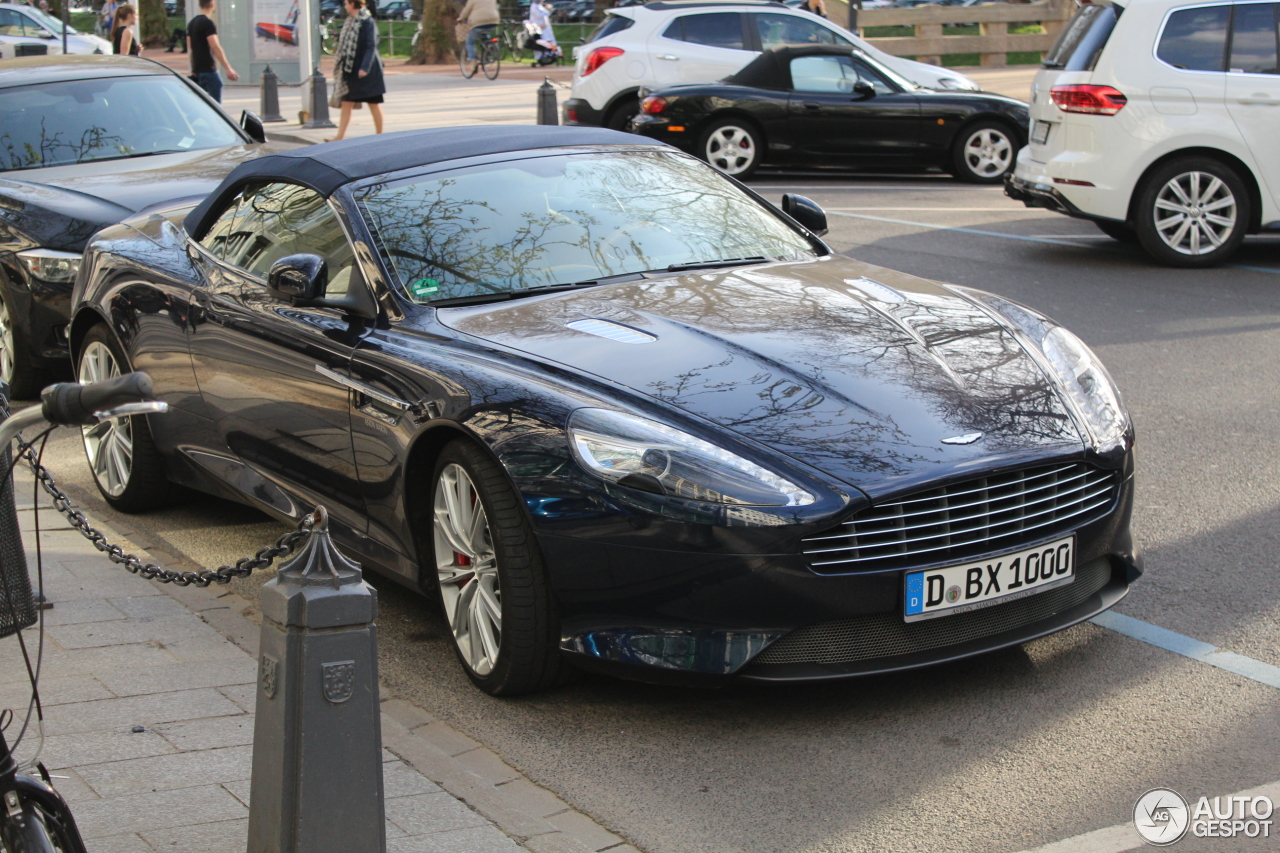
left=0, top=10, right=21, bottom=35
left=791, top=55, right=857, bottom=93
left=663, top=13, right=744, bottom=50
left=1157, top=5, right=1231, bottom=71
left=197, top=190, right=246, bottom=262
left=1229, top=2, right=1279, bottom=73
left=15, top=11, right=48, bottom=36
left=756, top=13, right=845, bottom=50
left=852, top=59, right=896, bottom=95
left=214, top=183, right=356, bottom=295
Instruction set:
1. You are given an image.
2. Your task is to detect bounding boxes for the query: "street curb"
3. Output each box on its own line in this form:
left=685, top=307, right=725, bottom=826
left=32, top=498, right=638, bottom=853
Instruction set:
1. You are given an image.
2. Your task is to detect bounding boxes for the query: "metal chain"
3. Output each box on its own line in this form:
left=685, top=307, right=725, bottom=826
left=13, top=439, right=314, bottom=588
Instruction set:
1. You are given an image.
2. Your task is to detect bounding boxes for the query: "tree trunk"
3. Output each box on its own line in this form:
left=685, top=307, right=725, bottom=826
left=406, top=0, right=456, bottom=64
left=140, top=0, right=169, bottom=46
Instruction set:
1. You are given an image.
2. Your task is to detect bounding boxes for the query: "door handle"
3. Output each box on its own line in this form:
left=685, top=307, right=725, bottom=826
left=314, top=365, right=411, bottom=411
left=656, top=54, right=679, bottom=60
left=802, top=102, right=823, bottom=110
left=1237, top=96, right=1280, bottom=105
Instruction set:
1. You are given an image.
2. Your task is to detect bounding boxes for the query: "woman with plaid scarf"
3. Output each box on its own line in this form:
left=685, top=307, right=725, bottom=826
left=328, top=0, right=386, bottom=141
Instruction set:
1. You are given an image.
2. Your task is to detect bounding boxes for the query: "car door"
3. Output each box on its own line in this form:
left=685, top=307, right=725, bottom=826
left=186, top=181, right=370, bottom=541
left=786, top=53, right=921, bottom=159
left=648, top=12, right=755, bottom=87
left=1224, top=2, right=1280, bottom=208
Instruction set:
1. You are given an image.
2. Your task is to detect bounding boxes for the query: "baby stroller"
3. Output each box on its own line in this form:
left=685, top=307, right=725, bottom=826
left=522, top=19, right=562, bottom=66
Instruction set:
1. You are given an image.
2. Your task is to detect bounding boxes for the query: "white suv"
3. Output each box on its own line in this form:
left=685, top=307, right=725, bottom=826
left=563, top=0, right=980, bottom=130
left=1007, top=0, right=1279, bottom=267
left=0, top=3, right=111, bottom=55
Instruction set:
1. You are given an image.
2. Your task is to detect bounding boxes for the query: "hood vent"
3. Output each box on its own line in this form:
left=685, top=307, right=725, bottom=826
left=566, top=318, right=656, bottom=344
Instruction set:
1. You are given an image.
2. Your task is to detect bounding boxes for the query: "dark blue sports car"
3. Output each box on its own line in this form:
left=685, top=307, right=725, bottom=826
left=70, top=127, right=1139, bottom=695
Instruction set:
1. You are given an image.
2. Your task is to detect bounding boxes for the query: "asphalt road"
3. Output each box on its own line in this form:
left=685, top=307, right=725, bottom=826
left=29, top=169, right=1280, bottom=853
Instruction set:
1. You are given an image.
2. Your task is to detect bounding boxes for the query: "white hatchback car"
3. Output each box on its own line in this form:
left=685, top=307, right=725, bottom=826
left=0, top=3, right=111, bottom=55
left=563, top=0, right=980, bottom=130
left=1007, top=0, right=1280, bottom=267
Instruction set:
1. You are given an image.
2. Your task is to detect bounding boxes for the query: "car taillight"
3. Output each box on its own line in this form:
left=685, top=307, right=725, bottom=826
left=582, top=46, right=624, bottom=77
left=1049, top=84, right=1127, bottom=115
left=640, top=95, right=667, bottom=115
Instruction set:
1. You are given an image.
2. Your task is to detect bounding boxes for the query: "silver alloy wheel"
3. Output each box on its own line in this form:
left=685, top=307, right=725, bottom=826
left=78, top=341, right=133, bottom=498
left=962, top=127, right=1013, bottom=178
left=1152, top=170, right=1237, bottom=256
left=0, top=297, right=13, bottom=385
left=433, top=463, right=502, bottom=677
left=705, top=125, right=756, bottom=176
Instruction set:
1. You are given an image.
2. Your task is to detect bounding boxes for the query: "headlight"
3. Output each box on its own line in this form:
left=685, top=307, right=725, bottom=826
left=568, top=408, right=814, bottom=507
left=1039, top=326, right=1129, bottom=452
left=16, top=249, right=81, bottom=284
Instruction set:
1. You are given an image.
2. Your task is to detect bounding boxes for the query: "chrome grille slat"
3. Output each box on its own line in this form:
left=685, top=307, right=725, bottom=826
left=802, top=463, right=1119, bottom=574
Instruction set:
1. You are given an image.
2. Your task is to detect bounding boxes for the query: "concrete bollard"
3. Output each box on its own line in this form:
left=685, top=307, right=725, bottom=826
left=537, top=78, right=559, bottom=126
left=259, top=65, right=286, bottom=123
left=247, top=507, right=385, bottom=853
left=302, top=66, right=337, bottom=130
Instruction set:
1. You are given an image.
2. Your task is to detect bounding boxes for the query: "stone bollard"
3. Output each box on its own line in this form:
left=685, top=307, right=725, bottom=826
left=537, top=77, right=559, bottom=125
left=302, top=67, right=337, bottom=130
left=247, top=507, right=385, bottom=853
left=259, top=65, right=286, bottom=123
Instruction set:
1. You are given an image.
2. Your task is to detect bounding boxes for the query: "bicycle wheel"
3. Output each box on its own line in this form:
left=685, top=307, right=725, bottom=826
left=481, top=37, right=500, bottom=79
left=458, top=46, right=477, bottom=78
left=508, top=29, right=526, bottom=63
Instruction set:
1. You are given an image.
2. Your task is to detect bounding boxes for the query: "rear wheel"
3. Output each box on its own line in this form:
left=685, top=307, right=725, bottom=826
left=77, top=325, right=171, bottom=512
left=431, top=440, right=573, bottom=696
left=700, top=118, right=763, bottom=180
left=604, top=96, right=638, bottom=131
left=952, top=121, right=1016, bottom=184
left=481, top=36, right=501, bottom=80
left=1134, top=156, right=1249, bottom=267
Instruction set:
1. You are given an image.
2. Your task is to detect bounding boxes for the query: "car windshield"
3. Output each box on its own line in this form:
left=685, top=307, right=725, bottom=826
left=358, top=150, right=819, bottom=303
left=0, top=75, right=242, bottom=171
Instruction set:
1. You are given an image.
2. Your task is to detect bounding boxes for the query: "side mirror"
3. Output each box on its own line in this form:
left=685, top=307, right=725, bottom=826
left=781, top=194, right=828, bottom=237
left=240, top=109, right=267, bottom=144
left=268, top=254, right=327, bottom=302
left=853, top=81, right=876, bottom=99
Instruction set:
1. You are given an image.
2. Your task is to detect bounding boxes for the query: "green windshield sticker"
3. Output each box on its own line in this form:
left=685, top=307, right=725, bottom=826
left=410, top=278, right=439, bottom=298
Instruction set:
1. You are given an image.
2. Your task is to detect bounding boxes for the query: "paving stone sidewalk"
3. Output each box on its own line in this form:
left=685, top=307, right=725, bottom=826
left=0, top=481, right=636, bottom=853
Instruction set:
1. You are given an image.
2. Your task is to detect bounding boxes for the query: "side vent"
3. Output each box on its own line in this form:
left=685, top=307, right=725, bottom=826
left=566, top=318, right=656, bottom=344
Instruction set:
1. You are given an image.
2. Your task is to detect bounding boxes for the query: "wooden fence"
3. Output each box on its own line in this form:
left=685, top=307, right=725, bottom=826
left=827, top=0, right=1074, bottom=67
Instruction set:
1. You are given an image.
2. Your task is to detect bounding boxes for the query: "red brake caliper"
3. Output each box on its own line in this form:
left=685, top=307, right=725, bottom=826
left=454, top=491, right=478, bottom=581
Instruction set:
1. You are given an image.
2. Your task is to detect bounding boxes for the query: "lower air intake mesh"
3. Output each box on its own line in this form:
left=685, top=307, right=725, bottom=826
left=751, top=558, right=1111, bottom=667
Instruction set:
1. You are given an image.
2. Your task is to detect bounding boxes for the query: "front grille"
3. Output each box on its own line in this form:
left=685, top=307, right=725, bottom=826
left=803, top=463, right=1118, bottom=574
left=751, top=557, right=1112, bottom=667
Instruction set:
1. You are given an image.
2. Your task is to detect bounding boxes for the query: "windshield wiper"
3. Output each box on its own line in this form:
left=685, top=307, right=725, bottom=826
left=667, top=256, right=769, bottom=272
left=428, top=280, right=606, bottom=308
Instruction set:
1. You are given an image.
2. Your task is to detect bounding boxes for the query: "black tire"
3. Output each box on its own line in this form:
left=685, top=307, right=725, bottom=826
left=457, top=47, right=477, bottom=78
left=481, top=37, right=501, bottom=80
left=76, top=324, right=172, bottom=512
left=951, top=120, right=1018, bottom=184
left=1094, top=219, right=1138, bottom=243
left=699, top=117, right=763, bottom=180
left=1133, top=156, right=1249, bottom=268
left=0, top=288, right=52, bottom=400
left=603, top=96, right=638, bottom=131
left=429, top=440, right=574, bottom=696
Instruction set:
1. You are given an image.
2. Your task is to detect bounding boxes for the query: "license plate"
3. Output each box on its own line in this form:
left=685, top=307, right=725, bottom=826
left=903, top=536, right=1074, bottom=623
left=1031, top=120, right=1051, bottom=145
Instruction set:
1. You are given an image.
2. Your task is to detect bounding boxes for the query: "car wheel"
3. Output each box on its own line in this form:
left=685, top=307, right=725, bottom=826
left=77, top=325, right=171, bottom=512
left=0, top=290, right=49, bottom=401
left=604, top=96, right=638, bottom=131
left=700, top=119, right=762, bottom=180
left=952, top=121, right=1016, bottom=184
left=431, top=440, right=573, bottom=696
left=1134, top=157, right=1249, bottom=268
left=1094, top=219, right=1137, bottom=243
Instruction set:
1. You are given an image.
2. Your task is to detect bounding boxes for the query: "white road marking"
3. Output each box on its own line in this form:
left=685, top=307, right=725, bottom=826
left=1091, top=611, right=1280, bottom=689
left=753, top=184, right=1004, bottom=191
left=824, top=207, right=1049, bottom=212
left=1011, top=779, right=1280, bottom=853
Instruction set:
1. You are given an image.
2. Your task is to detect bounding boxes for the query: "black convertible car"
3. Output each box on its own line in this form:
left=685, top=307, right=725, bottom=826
left=71, top=127, right=1139, bottom=695
left=631, top=45, right=1029, bottom=181
left=0, top=55, right=270, bottom=398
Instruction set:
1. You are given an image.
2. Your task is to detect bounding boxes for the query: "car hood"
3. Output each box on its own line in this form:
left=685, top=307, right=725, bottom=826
left=0, top=144, right=265, bottom=251
left=436, top=257, right=1085, bottom=498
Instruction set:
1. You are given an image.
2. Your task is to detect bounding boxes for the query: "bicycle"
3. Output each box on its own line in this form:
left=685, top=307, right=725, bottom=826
left=457, top=24, right=501, bottom=79
left=0, top=373, right=165, bottom=853
left=499, top=19, right=530, bottom=64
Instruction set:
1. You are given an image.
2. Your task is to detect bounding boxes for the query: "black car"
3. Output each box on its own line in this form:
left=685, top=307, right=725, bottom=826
left=631, top=45, right=1029, bottom=181
left=0, top=55, right=270, bottom=397
left=70, top=126, right=1139, bottom=695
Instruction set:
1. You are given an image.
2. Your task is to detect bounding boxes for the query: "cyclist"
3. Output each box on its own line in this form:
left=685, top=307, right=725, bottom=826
left=457, top=0, right=499, bottom=71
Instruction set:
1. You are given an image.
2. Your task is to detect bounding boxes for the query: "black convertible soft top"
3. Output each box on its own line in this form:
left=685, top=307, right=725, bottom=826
left=184, top=125, right=661, bottom=236
left=724, top=45, right=862, bottom=92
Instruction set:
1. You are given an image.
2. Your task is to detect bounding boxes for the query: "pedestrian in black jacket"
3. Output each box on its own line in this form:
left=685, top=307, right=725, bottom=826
left=328, top=0, right=386, bottom=141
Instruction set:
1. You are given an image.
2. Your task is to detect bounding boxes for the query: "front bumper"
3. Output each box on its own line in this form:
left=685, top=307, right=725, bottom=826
left=629, top=114, right=697, bottom=152
left=547, top=472, right=1140, bottom=685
